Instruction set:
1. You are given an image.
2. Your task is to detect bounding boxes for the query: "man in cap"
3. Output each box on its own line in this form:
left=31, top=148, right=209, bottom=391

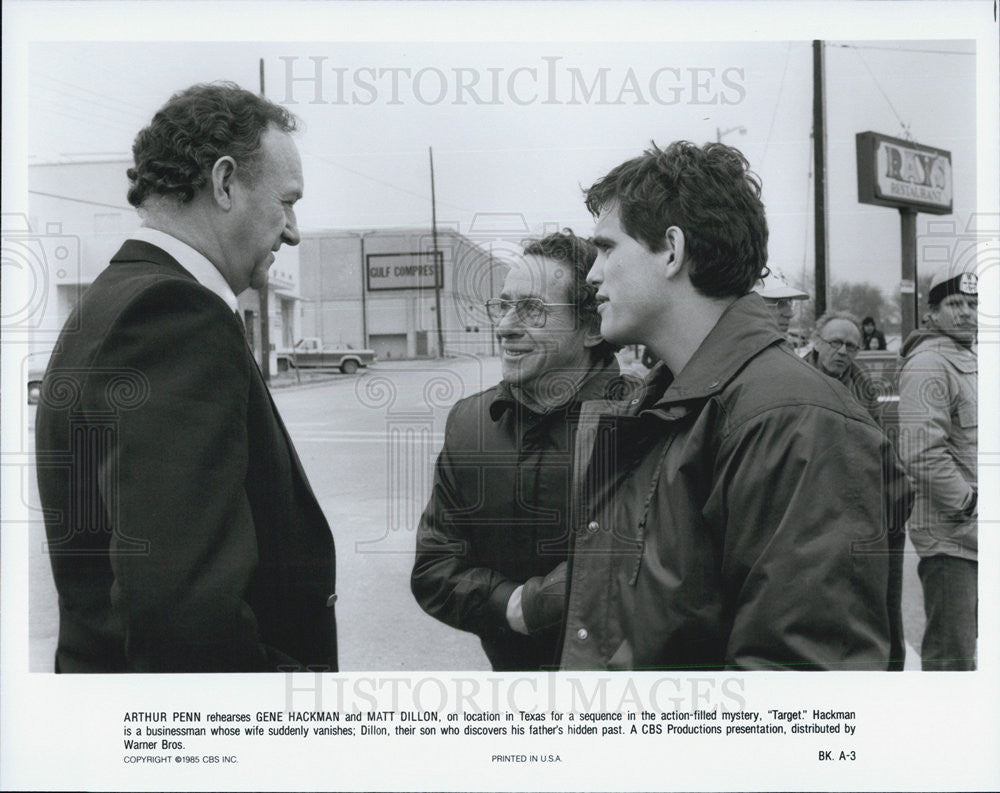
left=897, top=267, right=978, bottom=670
left=753, top=268, right=810, bottom=338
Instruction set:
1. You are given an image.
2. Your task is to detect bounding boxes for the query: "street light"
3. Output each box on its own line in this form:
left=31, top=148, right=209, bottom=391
left=716, top=125, right=747, bottom=143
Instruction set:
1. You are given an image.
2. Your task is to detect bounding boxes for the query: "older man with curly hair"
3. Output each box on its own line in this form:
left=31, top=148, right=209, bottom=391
left=35, top=83, right=338, bottom=673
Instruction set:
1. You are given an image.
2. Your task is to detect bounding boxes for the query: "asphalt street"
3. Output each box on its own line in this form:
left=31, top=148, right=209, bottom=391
left=27, top=354, right=927, bottom=672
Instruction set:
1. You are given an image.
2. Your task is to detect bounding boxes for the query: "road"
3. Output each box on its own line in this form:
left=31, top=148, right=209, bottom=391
left=27, top=354, right=927, bottom=671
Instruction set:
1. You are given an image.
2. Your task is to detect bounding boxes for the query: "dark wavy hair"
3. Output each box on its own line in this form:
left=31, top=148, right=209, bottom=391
left=521, top=229, right=618, bottom=363
left=584, top=140, right=769, bottom=298
left=126, top=82, right=298, bottom=208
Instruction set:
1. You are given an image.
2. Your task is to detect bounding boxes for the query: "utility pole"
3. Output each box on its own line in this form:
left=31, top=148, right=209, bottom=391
left=258, top=57, right=271, bottom=381
left=429, top=146, right=444, bottom=358
left=488, top=242, right=496, bottom=357
left=812, top=40, right=829, bottom=318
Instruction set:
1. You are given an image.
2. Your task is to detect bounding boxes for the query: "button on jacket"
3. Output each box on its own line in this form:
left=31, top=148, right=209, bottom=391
left=560, top=294, right=895, bottom=671
left=411, top=361, right=628, bottom=670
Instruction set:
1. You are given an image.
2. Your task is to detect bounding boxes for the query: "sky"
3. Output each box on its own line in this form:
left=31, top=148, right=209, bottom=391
left=25, top=37, right=977, bottom=298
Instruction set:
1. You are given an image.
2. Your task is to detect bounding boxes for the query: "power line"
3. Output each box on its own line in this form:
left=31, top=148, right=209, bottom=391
left=830, top=43, right=974, bottom=57
left=759, top=42, right=793, bottom=169
left=852, top=48, right=911, bottom=139
left=301, top=147, right=471, bottom=213
left=32, top=71, right=153, bottom=120
left=28, top=190, right=133, bottom=211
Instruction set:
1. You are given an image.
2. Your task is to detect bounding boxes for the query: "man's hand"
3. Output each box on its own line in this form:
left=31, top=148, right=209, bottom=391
left=508, top=562, right=568, bottom=636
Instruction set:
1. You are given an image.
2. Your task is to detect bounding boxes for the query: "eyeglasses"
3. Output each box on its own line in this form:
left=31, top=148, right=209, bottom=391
left=819, top=337, right=860, bottom=354
left=484, top=298, right=574, bottom=328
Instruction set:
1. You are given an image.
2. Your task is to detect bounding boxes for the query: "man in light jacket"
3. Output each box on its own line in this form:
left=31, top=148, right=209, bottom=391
left=898, top=268, right=978, bottom=670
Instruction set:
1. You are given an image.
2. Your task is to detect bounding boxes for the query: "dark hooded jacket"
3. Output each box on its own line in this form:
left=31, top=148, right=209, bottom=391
left=411, top=360, right=631, bottom=671
left=560, top=294, right=896, bottom=671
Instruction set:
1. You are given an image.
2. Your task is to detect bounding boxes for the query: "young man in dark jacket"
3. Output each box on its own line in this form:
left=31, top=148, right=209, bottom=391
left=561, top=141, right=901, bottom=671
left=411, top=231, right=629, bottom=670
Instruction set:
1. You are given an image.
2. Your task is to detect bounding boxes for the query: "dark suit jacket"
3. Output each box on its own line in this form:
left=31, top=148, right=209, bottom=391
left=35, top=240, right=338, bottom=672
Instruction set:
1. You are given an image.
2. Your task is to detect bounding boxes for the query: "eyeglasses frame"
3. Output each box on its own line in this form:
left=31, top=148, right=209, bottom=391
left=484, top=298, right=577, bottom=328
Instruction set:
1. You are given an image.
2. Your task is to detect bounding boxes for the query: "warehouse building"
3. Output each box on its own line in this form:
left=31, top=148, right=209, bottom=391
left=297, top=227, right=506, bottom=360
left=25, top=160, right=509, bottom=370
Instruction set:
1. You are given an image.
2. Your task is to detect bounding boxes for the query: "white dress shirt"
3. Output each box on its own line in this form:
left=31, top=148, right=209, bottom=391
left=129, top=227, right=239, bottom=314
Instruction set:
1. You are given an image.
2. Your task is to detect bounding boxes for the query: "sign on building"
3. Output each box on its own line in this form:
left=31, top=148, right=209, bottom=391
left=856, top=131, right=952, bottom=215
left=366, top=251, right=444, bottom=291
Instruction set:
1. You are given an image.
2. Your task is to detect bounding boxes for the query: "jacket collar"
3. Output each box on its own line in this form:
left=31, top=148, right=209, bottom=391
left=807, top=349, right=868, bottom=389
left=111, top=239, right=197, bottom=279
left=901, top=327, right=977, bottom=360
left=112, top=237, right=242, bottom=313
left=643, top=292, right=784, bottom=412
left=489, top=357, right=625, bottom=422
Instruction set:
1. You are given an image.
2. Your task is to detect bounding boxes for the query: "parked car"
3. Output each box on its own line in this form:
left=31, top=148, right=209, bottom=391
left=277, top=338, right=376, bottom=375
left=25, top=351, right=50, bottom=405
left=27, top=369, right=44, bottom=405
left=855, top=349, right=904, bottom=433
left=855, top=349, right=901, bottom=404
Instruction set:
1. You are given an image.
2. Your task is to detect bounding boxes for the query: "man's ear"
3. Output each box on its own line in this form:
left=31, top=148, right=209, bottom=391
left=662, top=226, right=686, bottom=280
left=211, top=156, right=238, bottom=210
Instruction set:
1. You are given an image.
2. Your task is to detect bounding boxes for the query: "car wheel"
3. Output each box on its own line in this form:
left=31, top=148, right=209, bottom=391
left=340, top=359, right=359, bottom=375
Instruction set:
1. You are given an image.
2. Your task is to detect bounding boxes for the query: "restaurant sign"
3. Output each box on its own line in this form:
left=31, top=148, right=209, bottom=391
left=856, top=131, right=952, bottom=214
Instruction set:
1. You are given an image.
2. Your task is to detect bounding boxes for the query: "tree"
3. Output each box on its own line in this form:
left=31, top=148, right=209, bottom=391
left=895, top=272, right=936, bottom=329
left=828, top=280, right=897, bottom=332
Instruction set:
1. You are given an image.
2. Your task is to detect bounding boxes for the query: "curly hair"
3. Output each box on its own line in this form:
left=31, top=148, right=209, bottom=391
left=126, top=82, right=298, bottom=208
left=584, top=140, right=769, bottom=298
left=521, top=229, right=618, bottom=363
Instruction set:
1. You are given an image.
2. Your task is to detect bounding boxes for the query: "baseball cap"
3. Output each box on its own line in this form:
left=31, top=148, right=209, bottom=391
left=754, top=269, right=809, bottom=300
left=928, top=268, right=977, bottom=306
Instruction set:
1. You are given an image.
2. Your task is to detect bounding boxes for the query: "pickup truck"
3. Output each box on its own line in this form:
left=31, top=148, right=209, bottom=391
left=277, top=338, right=376, bottom=374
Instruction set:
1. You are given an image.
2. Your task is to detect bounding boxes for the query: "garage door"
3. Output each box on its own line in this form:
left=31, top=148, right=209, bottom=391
left=369, top=333, right=408, bottom=360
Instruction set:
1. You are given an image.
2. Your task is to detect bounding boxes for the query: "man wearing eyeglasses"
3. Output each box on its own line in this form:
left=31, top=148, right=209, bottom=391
left=411, top=230, right=629, bottom=670
left=808, top=312, right=876, bottom=412
left=807, top=311, right=912, bottom=671
left=753, top=268, right=810, bottom=339
left=898, top=267, right=978, bottom=670
left=560, top=141, right=897, bottom=671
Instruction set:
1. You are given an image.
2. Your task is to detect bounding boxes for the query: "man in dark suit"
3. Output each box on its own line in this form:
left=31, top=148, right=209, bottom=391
left=35, top=82, right=337, bottom=672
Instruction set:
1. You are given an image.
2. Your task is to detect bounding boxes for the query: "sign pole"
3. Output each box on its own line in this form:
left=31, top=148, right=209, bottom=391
left=855, top=131, right=952, bottom=342
left=899, top=208, right=919, bottom=338
left=812, top=40, right=829, bottom=319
